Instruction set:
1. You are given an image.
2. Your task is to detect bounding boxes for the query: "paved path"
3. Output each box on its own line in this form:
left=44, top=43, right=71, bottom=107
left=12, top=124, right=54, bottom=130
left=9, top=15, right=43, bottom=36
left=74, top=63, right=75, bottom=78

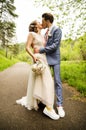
left=0, top=62, right=86, bottom=130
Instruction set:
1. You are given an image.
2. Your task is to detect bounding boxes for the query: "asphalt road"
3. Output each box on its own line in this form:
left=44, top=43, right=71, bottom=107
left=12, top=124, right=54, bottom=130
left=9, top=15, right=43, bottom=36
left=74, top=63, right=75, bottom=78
left=0, top=62, right=86, bottom=130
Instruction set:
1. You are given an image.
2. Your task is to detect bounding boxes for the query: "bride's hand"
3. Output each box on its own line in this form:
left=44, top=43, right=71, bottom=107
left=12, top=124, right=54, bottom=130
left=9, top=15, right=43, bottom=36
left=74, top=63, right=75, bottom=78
left=33, top=55, right=38, bottom=63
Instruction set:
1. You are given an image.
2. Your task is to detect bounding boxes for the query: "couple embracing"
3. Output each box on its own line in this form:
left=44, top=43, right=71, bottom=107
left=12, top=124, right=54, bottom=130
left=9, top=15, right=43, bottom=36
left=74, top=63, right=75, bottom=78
left=16, top=13, right=65, bottom=120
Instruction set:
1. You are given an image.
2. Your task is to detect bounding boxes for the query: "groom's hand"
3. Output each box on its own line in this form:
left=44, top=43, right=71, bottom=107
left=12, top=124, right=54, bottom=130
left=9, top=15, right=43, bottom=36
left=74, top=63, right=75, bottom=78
left=34, top=46, right=40, bottom=53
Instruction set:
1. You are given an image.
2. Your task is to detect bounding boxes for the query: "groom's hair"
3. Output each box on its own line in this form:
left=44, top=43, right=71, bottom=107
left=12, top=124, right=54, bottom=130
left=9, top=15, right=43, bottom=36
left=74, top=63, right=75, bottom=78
left=42, top=13, right=54, bottom=23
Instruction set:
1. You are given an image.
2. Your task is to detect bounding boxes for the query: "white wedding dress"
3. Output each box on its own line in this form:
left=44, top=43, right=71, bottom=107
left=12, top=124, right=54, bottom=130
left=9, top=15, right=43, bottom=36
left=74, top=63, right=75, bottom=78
left=16, top=32, right=54, bottom=110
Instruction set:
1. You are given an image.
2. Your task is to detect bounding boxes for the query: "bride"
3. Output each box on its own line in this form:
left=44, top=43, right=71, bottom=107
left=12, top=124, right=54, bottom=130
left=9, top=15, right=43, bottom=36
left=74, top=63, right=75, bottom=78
left=16, top=20, right=59, bottom=120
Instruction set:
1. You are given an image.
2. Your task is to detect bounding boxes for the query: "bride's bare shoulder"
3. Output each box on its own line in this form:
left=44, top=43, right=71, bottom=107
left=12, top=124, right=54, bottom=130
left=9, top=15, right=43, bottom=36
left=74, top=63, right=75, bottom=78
left=27, top=32, right=34, bottom=38
left=29, top=32, right=36, bottom=36
left=28, top=32, right=37, bottom=39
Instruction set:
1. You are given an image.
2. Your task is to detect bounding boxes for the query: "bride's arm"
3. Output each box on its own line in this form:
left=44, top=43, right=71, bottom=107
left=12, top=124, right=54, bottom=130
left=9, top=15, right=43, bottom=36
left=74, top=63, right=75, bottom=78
left=26, top=33, right=38, bottom=62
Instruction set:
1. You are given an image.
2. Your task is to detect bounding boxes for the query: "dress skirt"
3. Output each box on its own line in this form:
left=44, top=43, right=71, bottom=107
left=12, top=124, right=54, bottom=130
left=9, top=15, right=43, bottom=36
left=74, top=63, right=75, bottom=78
left=16, top=54, right=54, bottom=110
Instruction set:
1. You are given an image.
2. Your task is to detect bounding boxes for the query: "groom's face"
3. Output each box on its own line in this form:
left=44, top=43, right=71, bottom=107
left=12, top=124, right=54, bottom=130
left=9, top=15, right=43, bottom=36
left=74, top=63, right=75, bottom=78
left=42, top=18, right=48, bottom=29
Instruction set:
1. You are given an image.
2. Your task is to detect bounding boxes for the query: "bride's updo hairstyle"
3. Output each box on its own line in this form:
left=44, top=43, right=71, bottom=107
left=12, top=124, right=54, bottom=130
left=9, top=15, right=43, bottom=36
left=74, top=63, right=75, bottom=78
left=29, top=20, right=38, bottom=33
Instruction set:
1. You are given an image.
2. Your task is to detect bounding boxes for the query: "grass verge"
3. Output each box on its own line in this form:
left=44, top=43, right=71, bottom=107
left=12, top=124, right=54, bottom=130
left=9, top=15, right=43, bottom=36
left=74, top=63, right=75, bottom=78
left=0, top=54, right=19, bottom=71
left=61, top=61, right=86, bottom=97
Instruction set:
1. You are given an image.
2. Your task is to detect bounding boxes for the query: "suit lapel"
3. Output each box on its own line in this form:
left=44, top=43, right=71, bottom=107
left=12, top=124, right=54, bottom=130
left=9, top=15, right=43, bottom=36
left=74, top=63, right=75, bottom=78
left=47, top=26, right=56, bottom=42
left=50, top=26, right=56, bottom=35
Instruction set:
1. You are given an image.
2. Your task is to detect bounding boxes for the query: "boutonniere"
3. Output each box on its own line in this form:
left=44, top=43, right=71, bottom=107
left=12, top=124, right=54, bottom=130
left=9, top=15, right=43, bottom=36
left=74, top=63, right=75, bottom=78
left=48, top=33, right=52, bottom=37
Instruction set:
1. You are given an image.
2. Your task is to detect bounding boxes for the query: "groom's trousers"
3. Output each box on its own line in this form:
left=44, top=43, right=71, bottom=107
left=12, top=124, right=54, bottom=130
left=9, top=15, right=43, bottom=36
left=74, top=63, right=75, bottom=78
left=51, top=64, right=63, bottom=106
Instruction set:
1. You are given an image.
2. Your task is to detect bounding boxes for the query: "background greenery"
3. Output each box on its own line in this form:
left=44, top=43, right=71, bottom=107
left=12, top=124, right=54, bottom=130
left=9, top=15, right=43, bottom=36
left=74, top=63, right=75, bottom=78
left=61, top=61, right=86, bottom=97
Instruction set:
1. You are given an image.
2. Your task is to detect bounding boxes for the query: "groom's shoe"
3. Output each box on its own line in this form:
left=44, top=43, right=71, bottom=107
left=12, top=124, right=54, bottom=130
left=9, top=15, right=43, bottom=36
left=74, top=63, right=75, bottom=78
left=57, top=106, right=65, bottom=118
left=43, top=107, right=60, bottom=120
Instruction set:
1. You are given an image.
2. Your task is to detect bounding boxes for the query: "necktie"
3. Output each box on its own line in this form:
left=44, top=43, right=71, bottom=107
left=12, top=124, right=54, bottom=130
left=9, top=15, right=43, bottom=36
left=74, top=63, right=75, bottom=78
left=45, top=29, right=49, bottom=42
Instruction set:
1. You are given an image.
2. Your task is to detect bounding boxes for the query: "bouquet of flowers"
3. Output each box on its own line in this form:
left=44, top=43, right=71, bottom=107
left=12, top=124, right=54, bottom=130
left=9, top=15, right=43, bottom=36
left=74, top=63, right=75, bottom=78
left=32, top=59, right=46, bottom=75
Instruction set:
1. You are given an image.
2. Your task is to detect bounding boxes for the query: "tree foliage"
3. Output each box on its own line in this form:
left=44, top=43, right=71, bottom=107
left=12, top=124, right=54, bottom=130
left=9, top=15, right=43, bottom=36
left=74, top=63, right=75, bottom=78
left=0, top=0, right=18, bottom=46
left=78, top=33, right=86, bottom=60
left=61, top=33, right=86, bottom=61
left=34, top=0, right=86, bottom=39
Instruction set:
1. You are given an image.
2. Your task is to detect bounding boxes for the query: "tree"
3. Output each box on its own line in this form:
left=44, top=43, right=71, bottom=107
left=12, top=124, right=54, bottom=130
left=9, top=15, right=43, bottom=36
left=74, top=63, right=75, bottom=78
left=0, top=0, right=18, bottom=47
left=34, top=0, right=86, bottom=40
left=78, top=33, right=86, bottom=60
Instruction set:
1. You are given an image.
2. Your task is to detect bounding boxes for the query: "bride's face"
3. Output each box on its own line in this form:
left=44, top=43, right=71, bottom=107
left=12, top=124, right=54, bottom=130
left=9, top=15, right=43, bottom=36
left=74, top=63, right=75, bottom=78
left=36, top=22, right=43, bottom=30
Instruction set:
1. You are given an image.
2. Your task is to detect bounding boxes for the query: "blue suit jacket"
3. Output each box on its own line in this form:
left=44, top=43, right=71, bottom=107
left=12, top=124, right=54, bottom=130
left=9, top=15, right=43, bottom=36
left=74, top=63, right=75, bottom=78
left=40, top=26, right=62, bottom=65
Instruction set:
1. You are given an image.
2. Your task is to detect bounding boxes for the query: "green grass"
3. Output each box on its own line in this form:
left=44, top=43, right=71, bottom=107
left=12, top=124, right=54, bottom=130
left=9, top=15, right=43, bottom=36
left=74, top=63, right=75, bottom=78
left=0, top=54, right=19, bottom=71
left=61, top=61, right=86, bottom=97
left=0, top=49, right=32, bottom=71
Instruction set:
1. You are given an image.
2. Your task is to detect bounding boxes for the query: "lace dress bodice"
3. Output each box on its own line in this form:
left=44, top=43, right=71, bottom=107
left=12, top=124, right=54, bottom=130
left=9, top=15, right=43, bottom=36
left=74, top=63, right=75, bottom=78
left=31, top=32, right=45, bottom=48
left=31, top=32, right=47, bottom=64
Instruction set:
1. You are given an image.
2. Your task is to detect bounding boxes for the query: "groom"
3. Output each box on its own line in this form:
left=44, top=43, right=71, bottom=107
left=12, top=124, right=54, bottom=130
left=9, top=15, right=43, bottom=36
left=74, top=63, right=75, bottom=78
left=35, top=13, right=65, bottom=118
